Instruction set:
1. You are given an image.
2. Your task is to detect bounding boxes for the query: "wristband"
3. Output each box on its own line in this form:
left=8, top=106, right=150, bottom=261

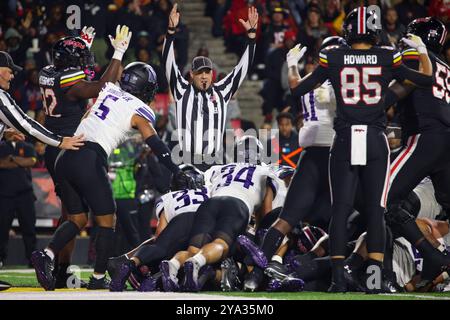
left=112, top=50, right=124, bottom=61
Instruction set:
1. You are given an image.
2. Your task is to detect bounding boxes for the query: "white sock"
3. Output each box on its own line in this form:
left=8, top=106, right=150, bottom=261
left=92, top=273, right=105, bottom=280
left=191, top=253, right=207, bottom=268
left=271, top=255, right=283, bottom=264
left=169, top=258, right=181, bottom=275
left=44, top=248, right=55, bottom=261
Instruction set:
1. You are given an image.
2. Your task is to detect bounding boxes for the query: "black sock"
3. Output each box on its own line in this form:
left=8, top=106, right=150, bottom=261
left=48, top=221, right=79, bottom=254
left=331, top=258, right=345, bottom=284
left=94, top=227, right=115, bottom=274
left=261, top=228, right=285, bottom=261
left=295, top=257, right=331, bottom=282
left=344, top=253, right=364, bottom=271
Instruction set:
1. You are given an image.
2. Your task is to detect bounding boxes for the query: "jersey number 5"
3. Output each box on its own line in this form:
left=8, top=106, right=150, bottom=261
left=433, top=62, right=450, bottom=103
left=340, top=67, right=382, bottom=105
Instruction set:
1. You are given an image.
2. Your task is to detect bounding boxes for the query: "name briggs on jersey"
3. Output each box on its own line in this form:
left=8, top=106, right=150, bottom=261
left=39, top=76, right=55, bottom=86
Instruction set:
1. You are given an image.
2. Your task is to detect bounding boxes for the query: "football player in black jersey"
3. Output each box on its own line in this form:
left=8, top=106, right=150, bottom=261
left=384, top=17, right=450, bottom=284
left=288, top=7, right=433, bottom=292
left=36, top=25, right=131, bottom=290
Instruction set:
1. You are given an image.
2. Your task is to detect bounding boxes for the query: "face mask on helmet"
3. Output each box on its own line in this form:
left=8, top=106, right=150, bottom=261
left=296, top=226, right=327, bottom=254
left=120, top=62, right=159, bottom=104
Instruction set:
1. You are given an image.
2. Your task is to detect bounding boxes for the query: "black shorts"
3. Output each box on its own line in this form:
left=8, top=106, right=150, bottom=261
left=189, top=196, right=249, bottom=247
left=55, top=142, right=115, bottom=216
left=279, top=146, right=331, bottom=227
left=44, top=145, right=62, bottom=196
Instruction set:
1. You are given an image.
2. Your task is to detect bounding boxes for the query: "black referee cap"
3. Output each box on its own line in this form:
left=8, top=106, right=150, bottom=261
left=0, top=51, right=22, bottom=73
left=191, top=56, right=213, bottom=72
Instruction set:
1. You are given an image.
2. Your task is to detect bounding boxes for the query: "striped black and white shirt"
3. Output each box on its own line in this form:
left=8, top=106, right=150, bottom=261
left=0, top=89, right=62, bottom=147
left=163, top=33, right=255, bottom=161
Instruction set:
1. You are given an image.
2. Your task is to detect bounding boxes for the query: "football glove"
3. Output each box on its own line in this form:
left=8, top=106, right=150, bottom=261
left=401, top=33, right=427, bottom=55
left=109, top=25, right=132, bottom=60
left=80, top=26, right=96, bottom=49
left=286, top=44, right=307, bottom=68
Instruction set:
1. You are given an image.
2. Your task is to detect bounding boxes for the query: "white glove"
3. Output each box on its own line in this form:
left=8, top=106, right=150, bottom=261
left=108, top=25, right=132, bottom=61
left=80, top=26, right=96, bottom=49
left=315, top=86, right=331, bottom=104
left=401, top=33, right=427, bottom=55
left=286, top=44, right=307, bottom=68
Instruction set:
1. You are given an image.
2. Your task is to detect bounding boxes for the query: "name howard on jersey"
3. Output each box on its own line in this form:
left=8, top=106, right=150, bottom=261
left=344, top=55, right=378, bottom=64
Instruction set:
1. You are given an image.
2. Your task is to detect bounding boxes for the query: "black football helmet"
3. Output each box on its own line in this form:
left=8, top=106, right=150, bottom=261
left=406, top=17, right=447, bottom=54
left=234, top=135, right=264, bottom=165
left=342, top=7, right=381, bottom=46
left=320, top=36, right=347, bottom=51
left=52, top=36, right=95, bottom=70
left=119, top=62, right=158, bottom=104
left=171, top=164, right=204, bottom=190
left=295, top=226, right=327, bottom=254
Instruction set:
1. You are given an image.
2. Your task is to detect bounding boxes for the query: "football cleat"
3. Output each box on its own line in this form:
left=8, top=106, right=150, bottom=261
left=343, top=264, right=364, bottom=292
left=87, top=275, right=110, bottom=290
left=160, top=260, right=180, bottom=292
left=237, top=235, right=268, bottom=269
left=31, top=250, right=55, bottom=291
left=109, top=260, right=136, bottom=292
left=243, top=269, right=264, bottom=292
left=221, top=257, right=241, bottom=292
left=267, top=275, right=304, bottom=292
left=198, top=265, right=216, bottom=291
left=264, top=261, right=291, bottom=282
left=138, top=275, right=158, bottom=292
left=181, top=260, right=200, bottom=292
left=55, top=269, right=87, bottom=289
left=107, top=255, right=128, bottom=280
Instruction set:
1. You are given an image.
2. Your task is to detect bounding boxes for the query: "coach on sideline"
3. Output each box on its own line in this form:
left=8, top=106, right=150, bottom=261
left=163, top=4, right=258, bottom=170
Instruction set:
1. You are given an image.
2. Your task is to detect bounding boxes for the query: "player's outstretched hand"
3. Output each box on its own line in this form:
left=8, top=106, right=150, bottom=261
left=286, top=44, right=307, bottom=68
left=109, top=25, right=132, bottom=60
left=401, top=33, right=427, bottom=54
left=168, top=3, right=180, bottom=30
left=239, top=6, right=259, bottom=38
left=59, top=134, right=85, bottom=150
left=81, top=26, right=96, bottom=49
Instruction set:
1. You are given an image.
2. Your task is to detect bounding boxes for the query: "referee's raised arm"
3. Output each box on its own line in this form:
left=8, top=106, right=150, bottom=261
left=161, top=4, right=259, bottom=169
left=214, top=6, right=258, bottom=103
left=162, top=3, right=189, bottom=99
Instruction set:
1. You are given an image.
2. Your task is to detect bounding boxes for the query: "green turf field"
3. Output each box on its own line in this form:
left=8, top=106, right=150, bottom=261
left=1, top=268, right=450, bottom=300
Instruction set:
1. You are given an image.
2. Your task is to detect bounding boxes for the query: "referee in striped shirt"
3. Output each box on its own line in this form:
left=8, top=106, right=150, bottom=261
left=0, top=51, right=83, bottom=150
left=163, top=4, right=258, bottom=170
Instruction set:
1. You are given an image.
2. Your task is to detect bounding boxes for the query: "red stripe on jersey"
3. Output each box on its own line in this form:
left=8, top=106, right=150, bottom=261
left=402, top=55, right=419, bottom=60
left=319, top=61, right=328, bottom=68
left=60, top=79, right=82, bottom=88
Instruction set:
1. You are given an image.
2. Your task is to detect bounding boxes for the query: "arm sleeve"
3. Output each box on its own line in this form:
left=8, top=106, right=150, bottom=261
left=0, top=91, right=63, bottom=147
left=393, top=64, right=433, bottom=87
left=162, top=33, right=190, bottom=100
left=214, top=38, right=256, bottom=103
left=290, top=65, right=329, bottom=98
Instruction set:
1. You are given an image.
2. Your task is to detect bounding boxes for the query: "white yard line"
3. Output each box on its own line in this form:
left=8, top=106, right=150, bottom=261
left=382, top=293, right=450, bottom=300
